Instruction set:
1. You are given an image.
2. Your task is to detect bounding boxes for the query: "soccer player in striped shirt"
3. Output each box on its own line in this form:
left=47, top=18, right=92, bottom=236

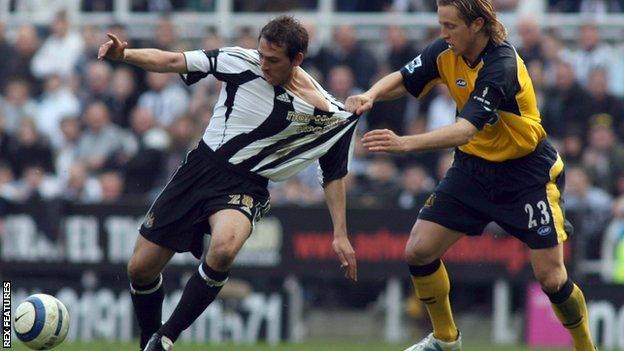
left=99, top=16, right=358, bottom=351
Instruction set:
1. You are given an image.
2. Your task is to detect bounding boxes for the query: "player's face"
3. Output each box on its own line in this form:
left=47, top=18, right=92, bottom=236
left=258, top=37, right=295, bottom=86
left=438, top=5, right=480, bottom=58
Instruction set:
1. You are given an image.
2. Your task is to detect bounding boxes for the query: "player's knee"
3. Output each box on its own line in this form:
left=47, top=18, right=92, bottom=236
left=127, top=257, right=158, bottom=286
left=535, top=270, right=566, bottom=293
left=208, top=239, right=239, bottom=270
left=405, top=240, right=437, bottom=265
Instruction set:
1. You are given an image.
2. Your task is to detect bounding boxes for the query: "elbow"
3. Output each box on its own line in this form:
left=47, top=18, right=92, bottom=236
left=456, top=119, right=478, bottom=145
left=458, top=129, right=476, bottom=145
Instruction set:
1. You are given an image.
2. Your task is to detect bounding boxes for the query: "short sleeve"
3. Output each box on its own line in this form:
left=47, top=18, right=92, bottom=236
left=399, top=39, right=447, bottom=98
left=180, top=48, right=219, bottom=86
left=318, top=123, right=358, bottom=186
left=180, top=47, right=260, bottom=86
left=459, top=49, right=519, bottom=130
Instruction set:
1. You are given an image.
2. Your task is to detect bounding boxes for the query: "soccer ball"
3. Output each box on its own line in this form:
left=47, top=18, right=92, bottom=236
left=13, top=294, right=70, bottom=350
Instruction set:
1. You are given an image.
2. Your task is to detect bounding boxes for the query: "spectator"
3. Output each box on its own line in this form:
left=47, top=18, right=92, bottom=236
left=581, top=115, right=624, bottom=194
left=60, top=162, right=102, bottom=203
left=98, top=171, right=125, bottom=203
left=301, top=22, right=338, bottom=82
left=12, top=165, right=61, bottom=203
left=8, top=118, right=55, bottom=178
left=153, top=16, right=177, bottom=50
left=333, top=25, right=378, bottom=90
left=565, top=166, right=613, bottom=260
left=5, top=25, right=40, bottom=94
left=137, top=72, right=190, bottom=127
left=426, top=85, right=456, bottom=131
left=527, top=60, right=546, bottom=107
left=356, top=156, right=401, bottom=207
left=76, top=101, right=137, bottom=173
left=109, top=67, right=139, bottom=128
left=269, top=177, right=323, bottom=205
left=55, top=116, right=83, bottom=183
left=35, top=75, right=81, bottom=147
left=0, top=78, right=38, bottom=133
left=540, top=30, right=569, bottom=87
left=386, top=26, right=417, bottom=71
left=559, top=128, right=585, bottom=166
left=79, top=60, right=114, bottom=110
left=397, top=164, right=434, bottom=209
left=30, top=11, right=85, bottom=80
left=327, top=65, right=361, bottom=103
left=165, top=116, right=199, bottom=176
left=516, top=16, right=544, bottom=66
left=235, top=26, right=257, bottom=49
left=570, top=23, right=613, bottom=90
left=365, top=26, right=417, bottom=134
left=123, top=107, right=169, bottom=196
left=540, top=60, right=591, bottom=140
left=585, top=68, right=624, bottom=138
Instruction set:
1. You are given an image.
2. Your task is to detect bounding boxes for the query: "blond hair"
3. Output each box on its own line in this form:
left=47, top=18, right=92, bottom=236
left=437, top=0, right=508, bottom=44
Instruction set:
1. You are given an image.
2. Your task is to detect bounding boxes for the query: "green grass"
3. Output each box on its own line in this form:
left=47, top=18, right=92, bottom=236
left=7, top=342, right=601, bottom=351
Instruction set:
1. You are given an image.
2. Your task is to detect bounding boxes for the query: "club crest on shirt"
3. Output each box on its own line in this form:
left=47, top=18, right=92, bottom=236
left=144, top=212, right=155, bottom=228
left=423, top=193, right=436, bottom=208
left=455, top=79, right=467, bottom=87
left=405, top=55, right=422, bottom=73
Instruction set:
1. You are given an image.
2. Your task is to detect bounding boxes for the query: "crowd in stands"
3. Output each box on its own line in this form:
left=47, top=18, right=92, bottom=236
left=2, top=6, right=624, bottom=279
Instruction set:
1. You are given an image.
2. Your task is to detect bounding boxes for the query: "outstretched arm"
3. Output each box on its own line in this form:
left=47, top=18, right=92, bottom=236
left=323, top=178, right=357, bottom=281
left=362, top=118, right=478, bottom=153
left=97, top=33, right=187, bottom=73
left=345, top=71, right=407, bottom=115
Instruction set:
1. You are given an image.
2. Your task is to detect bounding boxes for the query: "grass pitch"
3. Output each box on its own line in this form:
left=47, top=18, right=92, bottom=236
left=6, top=342, right=595, bottom=351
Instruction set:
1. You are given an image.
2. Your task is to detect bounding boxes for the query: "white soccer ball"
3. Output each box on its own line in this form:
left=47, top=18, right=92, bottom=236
left=13, top=294, right=70, bottom=350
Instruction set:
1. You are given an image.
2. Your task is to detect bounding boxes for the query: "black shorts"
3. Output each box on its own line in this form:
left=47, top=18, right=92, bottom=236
left=418, top=140, right=572, bottom=249
left=139, top=141, right=270, bottom=259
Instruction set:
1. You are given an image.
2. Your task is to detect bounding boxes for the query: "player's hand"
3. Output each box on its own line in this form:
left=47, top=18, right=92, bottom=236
left=98, top=33, right=128, bottom=61
left=362, top=129, right=408, bottom=153
left=332, top=235, right=357, bottom=281
left=345, top=93, right=374, bottom=115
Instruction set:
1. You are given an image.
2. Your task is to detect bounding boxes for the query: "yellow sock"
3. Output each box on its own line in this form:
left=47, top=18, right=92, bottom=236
left=551, top=284, right=595, bottom=351
left=410, top=261, right=458, bottom=342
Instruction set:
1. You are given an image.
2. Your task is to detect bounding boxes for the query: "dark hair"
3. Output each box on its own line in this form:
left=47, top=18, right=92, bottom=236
left=259, top=15, right=308, bottom=61
left=437, top=0, right=507, bottom=44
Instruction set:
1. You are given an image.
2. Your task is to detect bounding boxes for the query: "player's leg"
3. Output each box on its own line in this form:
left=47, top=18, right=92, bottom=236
left=530, top=245, right=596, bottom=351
left=406, top=219, right=463, bottom=343
left=127, top=234, right=175, bottom=349
left=157, top=209, right=252, bottom=343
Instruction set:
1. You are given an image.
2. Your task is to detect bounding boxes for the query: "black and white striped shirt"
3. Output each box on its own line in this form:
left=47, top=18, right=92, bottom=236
left=181, top=47, right=358, bottom=185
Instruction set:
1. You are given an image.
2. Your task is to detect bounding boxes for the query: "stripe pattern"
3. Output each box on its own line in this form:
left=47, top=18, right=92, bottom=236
left=182, top=47, right=358, bottom=183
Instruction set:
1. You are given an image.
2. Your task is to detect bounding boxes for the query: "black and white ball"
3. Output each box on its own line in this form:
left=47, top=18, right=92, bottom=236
left=13, top=294, right=70, bottom=350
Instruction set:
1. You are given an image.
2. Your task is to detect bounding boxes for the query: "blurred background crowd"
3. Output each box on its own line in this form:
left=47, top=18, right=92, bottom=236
left=2, top=0, right=624, bottom=278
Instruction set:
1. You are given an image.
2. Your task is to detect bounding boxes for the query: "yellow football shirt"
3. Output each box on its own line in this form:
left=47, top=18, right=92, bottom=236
left=401, top=39, right=546, bottom=161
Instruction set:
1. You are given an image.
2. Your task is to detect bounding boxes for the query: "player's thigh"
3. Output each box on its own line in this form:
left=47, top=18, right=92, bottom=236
left=406, top=219, right=464, bottom=265
left=128, top=234, right=175, bottom=285
left=496, top=179, right=570, bottom=250
left=205, top=209, right=253, bottom=269
left=529, top=243, right=568, bottom=292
